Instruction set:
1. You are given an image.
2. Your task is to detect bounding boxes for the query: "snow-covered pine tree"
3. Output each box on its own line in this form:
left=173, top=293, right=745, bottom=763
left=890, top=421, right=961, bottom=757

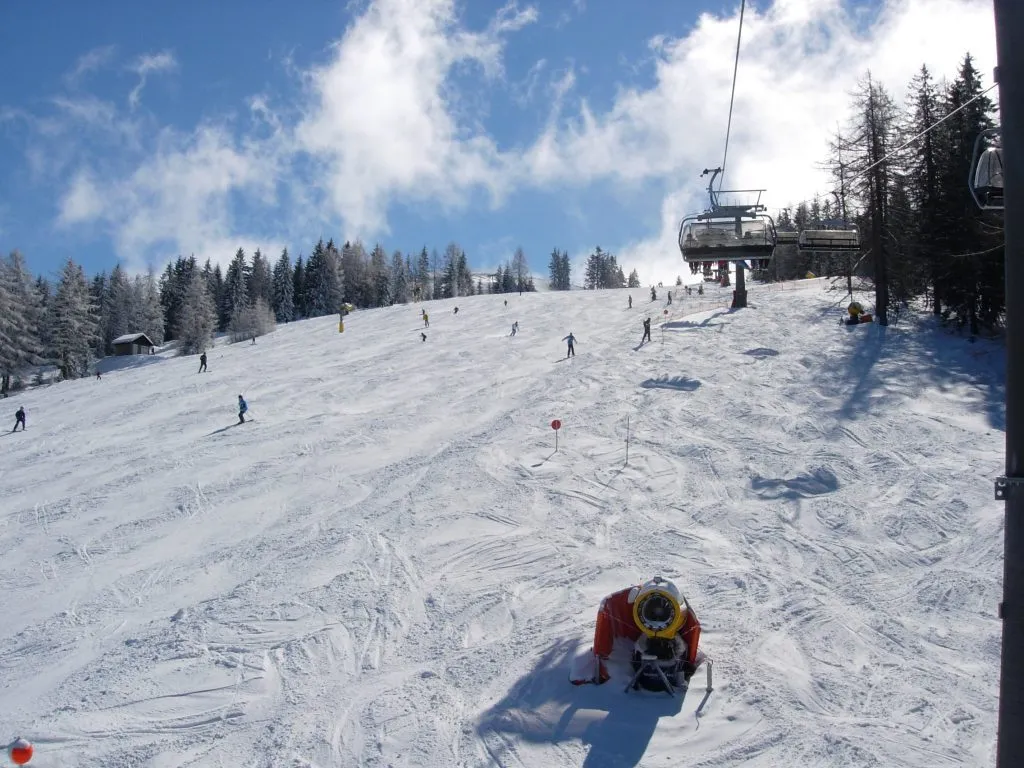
left=49, top=258, right=100, bottom=379
left=229, top=297, right=275, bottom=342
left=222, top=248, right=249, bottom=328
left=272, top=248, right=295, bottom=322
left=175, top=271, right=217, bottom=355
left=442, top=243, right=459, bottom=298
left=248, top=249, right=273, bottom=307
left=292, top=255, right=306, bottom=319
left=390, top=250, right=409, bottom=305
left=456, top=249, right=473, bottom=296
left=511, top=247, right=528, bottom=294
left=102, top=264, right=138, bottom=354
left=137, top=268, right=166, bottom=345
left=370, top=243, right=390, bottom=306
left=0, top=252, right=43, bottom=390
left=306, top=239, right=345, bottom=316
left=416, top=247, right=431, bottom=301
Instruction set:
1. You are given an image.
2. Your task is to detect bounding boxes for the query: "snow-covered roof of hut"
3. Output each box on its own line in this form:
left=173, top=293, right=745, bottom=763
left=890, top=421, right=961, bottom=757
left=112, top=333, right=155, bottom=346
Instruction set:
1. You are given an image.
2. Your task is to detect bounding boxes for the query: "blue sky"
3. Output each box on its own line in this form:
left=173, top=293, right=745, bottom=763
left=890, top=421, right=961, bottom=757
left=0, top=0, right=997, bottom=285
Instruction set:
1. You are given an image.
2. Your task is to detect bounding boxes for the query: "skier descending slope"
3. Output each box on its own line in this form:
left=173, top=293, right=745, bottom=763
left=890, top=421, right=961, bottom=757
left=12, top=406, right=26, bottom=432
left=237, top=395, right=248, bottom=424
left=563, top=332, right=576, bottom=358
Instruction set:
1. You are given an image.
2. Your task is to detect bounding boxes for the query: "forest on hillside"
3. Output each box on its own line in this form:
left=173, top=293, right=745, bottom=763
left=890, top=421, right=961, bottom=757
left=776, top=52, right=1001, bottom=331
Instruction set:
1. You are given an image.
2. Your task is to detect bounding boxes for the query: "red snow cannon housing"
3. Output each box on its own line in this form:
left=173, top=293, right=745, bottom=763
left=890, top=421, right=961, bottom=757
left=573, top=576, right=705, bottom=694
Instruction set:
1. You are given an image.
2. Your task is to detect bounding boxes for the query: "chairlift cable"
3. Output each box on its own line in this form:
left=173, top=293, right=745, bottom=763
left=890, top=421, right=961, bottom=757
left=842, top=82, right=998, bottom=190
left=719, top=0, right=747, bottom=190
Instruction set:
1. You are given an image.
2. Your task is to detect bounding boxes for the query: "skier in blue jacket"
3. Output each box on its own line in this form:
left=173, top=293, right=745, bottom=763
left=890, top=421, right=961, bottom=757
left=563, top=332, right=576, bottom=358
left=238, top=395, right=248, bottom=424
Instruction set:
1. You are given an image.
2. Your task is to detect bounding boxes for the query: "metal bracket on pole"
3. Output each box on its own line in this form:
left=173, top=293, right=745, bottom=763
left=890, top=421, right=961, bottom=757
left=995, top=476, right=1024, bottom=500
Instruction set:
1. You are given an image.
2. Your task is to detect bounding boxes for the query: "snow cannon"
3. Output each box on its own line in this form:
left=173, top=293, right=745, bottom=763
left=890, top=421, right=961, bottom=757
left=570, top=576, right=711, bottom=697
left=7, top=738, right=33, bottom=765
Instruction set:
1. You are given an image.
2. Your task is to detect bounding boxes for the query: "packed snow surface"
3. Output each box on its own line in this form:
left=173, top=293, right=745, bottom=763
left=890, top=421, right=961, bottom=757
left=0, top=279, right=1005, bottom=766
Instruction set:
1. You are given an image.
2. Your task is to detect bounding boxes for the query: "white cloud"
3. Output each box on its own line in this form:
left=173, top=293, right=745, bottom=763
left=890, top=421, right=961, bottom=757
left=127, top=51, right=178, bottom=111
left=56, top=122, right=285, bottom=272
left=293, top=0, right=534, bottom=238
left=58, top=171, right=104, bottom=225
left=65, top=45, right=117, bottom=87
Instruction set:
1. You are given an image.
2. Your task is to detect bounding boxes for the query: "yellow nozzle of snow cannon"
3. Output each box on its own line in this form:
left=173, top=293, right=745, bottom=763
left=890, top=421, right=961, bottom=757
left=631, top=578, right=685, bottom=639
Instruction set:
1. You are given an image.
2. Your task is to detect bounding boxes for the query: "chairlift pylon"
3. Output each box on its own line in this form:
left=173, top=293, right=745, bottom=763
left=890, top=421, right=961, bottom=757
left=970, top=127, right=1003, bottom=211
left=678, top=168, right=777, bottom=266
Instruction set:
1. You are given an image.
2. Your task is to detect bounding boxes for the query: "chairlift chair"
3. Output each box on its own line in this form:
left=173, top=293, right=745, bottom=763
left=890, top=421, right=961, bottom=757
left=678, top=168, right=778, bottom=265
left=796, top=225, right=860, bottom=253
left=969, top=128, right=1003, bottom=211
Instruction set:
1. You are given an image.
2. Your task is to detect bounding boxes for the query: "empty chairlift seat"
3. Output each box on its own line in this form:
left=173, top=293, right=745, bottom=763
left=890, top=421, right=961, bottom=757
left=797, top=228, right=860, bottom=252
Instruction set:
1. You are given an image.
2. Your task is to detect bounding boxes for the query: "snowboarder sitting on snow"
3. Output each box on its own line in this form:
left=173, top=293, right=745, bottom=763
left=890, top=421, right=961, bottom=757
left=237, top=395, right=248, bottom=424
left=12, top=406, right=25, bottom=432
left=563, top=332, right=576, bottom=358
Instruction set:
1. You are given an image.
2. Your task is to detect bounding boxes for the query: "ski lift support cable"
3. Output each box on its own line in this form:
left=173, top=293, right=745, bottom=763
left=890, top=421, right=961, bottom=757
left=832, top=82, right=998, bottom=196
left=719, top=0, right=747, bottom=192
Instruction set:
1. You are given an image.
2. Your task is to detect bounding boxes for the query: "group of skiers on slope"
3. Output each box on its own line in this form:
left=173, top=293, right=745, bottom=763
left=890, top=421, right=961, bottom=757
left=9, top=290, right=678, bottom=433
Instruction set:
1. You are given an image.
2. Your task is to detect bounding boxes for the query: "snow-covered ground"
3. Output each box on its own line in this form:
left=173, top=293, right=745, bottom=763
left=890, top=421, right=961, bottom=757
left=0, top=279, right=1004, bottom=766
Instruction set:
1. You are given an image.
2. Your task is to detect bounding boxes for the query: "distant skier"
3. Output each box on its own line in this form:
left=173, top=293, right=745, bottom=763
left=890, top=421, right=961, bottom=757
left=563, top=332, right=576, bottom=358
left=628, top=295, right=632, bottom=309
left=650, top=287, right=657, bottom=302
left=96, top=370, right=102, bottom=380
left=453, top=306, right=459, bottom=315
left=237, top=395, right=248, bottom=424
left=641, top=317, right=651, bottom=344
left=698, top=284, right=704, bottom=296
left=198, top=352, right=207, bottom=373
left=423, top=312, right=430, bottom=328
left=510, top=321, right=518, bottom=337
left=421, top=332, right=427, bottom=342
left=12, top=406, right=25, bottom=432
left=504, top=300, right=508, bottom=308
left=667, top=291, right=672, bottom=305
left=251, top=335, right=256, bottom=345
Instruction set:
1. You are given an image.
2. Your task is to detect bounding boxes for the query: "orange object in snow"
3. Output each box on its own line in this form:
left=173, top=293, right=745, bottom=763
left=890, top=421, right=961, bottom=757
left=573, top=577, right=707, bottom=692
left=9, top=738, right=33, bottom=765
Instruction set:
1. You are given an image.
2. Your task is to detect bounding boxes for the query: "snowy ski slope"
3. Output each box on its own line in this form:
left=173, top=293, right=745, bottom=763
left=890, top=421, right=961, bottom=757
left=0, top=279, right=1005, bottom=766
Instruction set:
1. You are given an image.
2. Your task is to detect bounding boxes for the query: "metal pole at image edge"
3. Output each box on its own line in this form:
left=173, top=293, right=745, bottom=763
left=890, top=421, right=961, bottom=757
left=996, top=1, right=1024, bottom=764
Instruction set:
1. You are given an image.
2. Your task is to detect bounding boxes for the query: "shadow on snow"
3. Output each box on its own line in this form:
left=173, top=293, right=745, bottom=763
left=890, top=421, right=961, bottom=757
left=751, top=466, right=840, bottom=500
left=640, top=376, right=701, bottom=392
left=834, top=315, right=1005, bottom=431
left=477, top=639, right=683, bottom=768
